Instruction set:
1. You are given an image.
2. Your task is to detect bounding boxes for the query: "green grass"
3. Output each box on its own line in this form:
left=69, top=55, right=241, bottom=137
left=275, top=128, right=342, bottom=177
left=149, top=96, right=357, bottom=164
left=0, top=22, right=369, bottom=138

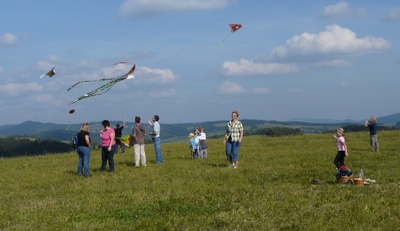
left=1, top=131, right=400, bottom=230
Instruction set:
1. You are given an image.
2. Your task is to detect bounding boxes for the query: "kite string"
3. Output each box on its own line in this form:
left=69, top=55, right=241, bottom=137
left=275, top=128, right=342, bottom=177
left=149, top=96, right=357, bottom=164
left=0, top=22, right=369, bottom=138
left=218, top=31, right=232, bottom=48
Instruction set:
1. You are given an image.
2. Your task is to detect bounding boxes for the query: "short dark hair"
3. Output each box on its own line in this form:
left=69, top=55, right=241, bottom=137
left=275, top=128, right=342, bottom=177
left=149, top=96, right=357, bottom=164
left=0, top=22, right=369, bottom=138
left=135, top=116, right=141, bottom=123
left=102, top=120, right=110, bottom=128
left=154, top=115, right=159, bottom=121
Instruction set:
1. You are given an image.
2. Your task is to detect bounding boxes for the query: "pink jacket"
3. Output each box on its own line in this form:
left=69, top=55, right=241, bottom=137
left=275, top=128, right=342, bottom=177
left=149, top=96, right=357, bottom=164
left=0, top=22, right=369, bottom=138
left=101, top=128, right=116, bottom=147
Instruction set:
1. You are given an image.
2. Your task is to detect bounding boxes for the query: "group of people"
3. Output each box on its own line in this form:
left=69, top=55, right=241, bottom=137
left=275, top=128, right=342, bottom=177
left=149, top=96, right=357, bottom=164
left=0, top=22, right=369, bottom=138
left=75, top=114, right=163, bottom=176
left=75, top=110, right=246, bottom=176
left=333, top=116, right=379, bottom=179
left=75, top=111, right=379, bottom=177
left=188, top=126, right=208, bottom=159
left=188, top=110, right=244, bottom=170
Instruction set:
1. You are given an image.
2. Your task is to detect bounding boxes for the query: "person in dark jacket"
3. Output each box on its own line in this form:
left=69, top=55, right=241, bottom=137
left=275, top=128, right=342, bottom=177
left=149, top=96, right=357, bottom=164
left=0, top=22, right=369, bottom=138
left=114, top=118, right=126, bottom=153
left=76, top=122, right=91, bottom=176
left=364, top=116, right=379, bottom=151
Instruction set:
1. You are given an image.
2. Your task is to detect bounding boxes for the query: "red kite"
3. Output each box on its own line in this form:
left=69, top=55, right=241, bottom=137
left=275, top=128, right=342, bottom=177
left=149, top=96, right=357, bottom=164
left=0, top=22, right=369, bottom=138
left=229, top=24, right=242, bottom=33
left=218, top=24, right=242, bottom=47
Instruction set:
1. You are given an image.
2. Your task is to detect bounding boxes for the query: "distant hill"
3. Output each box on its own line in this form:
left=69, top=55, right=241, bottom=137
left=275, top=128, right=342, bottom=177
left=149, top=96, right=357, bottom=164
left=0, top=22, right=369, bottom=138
left=0, top=121, right=70, bottom=136
left=377, top=113, right=400, bottom=125
left=1, top=114, right=399, bottom=144
left=287, top=118, right=361, bottom=124
left=288, top=112, right=400, bottom=125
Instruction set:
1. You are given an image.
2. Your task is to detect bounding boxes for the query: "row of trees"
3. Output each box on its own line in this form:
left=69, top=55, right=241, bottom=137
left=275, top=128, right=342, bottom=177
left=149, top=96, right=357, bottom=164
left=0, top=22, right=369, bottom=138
left=209, top=127, right=303, bottom=138
left=0, top=137, right=72, bottom=158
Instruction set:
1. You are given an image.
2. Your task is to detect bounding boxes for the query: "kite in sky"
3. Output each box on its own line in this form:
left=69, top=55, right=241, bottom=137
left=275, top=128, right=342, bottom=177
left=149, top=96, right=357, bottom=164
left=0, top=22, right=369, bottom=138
left=66, top=109, right=75, bottom=130
left=218, top=24, right=242, bottom=48
left=40, top=65, right=56, bottom=78
left=67, top=62, right=135, bottom=105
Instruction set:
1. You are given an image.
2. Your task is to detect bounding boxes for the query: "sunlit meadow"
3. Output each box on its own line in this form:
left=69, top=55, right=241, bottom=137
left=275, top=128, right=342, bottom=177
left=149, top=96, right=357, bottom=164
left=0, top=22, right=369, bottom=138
left=1, top=131, right=399, bottom=230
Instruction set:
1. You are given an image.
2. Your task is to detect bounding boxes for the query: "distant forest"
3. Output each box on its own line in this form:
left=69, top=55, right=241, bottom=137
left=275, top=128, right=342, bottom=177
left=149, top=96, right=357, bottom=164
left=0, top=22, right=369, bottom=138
left=0, top=137, right=72, bottom=158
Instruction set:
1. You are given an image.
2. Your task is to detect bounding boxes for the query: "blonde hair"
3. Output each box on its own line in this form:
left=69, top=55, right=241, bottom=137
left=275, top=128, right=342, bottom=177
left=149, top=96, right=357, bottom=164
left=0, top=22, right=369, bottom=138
left=189, top=133, right=195, bottom=139
left=80, top=122, right=90, bottom=132
left=371, top=116, right=377, bottom=123
left=336, top=128, right=345, bottom=136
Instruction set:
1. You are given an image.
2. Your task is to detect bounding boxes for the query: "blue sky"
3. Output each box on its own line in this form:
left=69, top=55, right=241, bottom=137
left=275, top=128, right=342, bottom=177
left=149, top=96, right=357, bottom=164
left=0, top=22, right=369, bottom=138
left=1, top=0, right=399, bottom=126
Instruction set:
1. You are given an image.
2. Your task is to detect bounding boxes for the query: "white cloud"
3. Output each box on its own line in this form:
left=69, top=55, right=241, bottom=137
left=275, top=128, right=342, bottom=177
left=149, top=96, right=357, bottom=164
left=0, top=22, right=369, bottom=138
left=219, top=81, right=245, bottom=95
left=136, top=66, right=178, bottom=83
left=222, top=59, right=299, bottom=76
left=119, top=0, right=229, bottom=18
left=0, top=82, right=43, bottom=96
left=100, top=63, right=135, bottom=77
left=37, top=61, right=57, bottom=72
left=382, top=8, right=400, bottom=22
left=269, top=24, right=391, bottom=60
left=0, top=33, right=18, bottom=45
left=320, top=2, right=367, bottom=19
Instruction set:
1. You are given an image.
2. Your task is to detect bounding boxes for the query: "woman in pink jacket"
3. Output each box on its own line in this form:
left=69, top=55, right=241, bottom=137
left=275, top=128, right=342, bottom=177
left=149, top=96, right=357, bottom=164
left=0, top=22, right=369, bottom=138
left=99, top=120, right=116, bottom=172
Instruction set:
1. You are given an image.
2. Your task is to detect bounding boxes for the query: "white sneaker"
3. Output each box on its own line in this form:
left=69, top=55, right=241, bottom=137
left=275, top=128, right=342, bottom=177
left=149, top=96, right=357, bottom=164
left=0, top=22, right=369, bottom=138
left=228, top=164, right=235, bottom=168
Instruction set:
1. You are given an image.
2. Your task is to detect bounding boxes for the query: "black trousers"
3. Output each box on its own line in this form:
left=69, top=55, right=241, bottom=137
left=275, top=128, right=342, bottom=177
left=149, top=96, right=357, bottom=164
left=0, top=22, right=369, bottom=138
left=334, top=151, right=346, bottom=169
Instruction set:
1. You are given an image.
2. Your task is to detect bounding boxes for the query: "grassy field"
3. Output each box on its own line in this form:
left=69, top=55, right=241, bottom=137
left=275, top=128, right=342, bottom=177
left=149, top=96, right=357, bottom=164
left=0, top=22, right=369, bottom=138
left=1, top=131, right=399, bottom=230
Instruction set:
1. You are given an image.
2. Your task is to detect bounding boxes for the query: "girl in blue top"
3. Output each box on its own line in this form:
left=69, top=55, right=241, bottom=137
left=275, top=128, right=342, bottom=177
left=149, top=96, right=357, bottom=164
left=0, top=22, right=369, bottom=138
left=189, top=133, right=197, bottom=159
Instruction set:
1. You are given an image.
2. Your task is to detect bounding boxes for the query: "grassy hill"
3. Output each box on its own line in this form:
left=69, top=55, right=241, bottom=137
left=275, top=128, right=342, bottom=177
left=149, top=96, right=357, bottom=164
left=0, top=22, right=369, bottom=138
left=1, top=131, right=399, bottom=230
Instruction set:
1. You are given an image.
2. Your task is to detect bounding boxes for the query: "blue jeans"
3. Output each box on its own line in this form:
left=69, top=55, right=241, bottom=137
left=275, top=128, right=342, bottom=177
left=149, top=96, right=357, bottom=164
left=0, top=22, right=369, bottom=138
left=152, top=137, right=163, bottom=163
left=225, top=141, right=241, bottom=162
left=77, top=146, right=91, bottom=176
left=100, top=144, right=116, bottom=172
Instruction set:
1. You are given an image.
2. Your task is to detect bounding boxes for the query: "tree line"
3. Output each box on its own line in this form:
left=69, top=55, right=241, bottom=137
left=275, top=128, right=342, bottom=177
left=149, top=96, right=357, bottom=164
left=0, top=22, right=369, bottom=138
left=0, top=137, right=72, bottom=158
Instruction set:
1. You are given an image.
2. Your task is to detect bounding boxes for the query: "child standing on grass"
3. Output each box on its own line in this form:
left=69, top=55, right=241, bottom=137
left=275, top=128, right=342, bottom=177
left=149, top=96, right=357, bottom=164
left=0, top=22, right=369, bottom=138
left=189, top=133, right=197, bottom=159
left=333, top=128, right=348, bottom=170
